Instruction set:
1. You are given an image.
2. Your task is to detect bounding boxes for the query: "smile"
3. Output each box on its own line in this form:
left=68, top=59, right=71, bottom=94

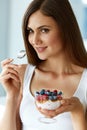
left=35, top=47, right=47, bottom=53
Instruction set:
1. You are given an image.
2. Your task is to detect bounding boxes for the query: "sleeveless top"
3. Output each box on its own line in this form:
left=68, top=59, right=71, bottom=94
left=20, top=64, right=87, bottom=130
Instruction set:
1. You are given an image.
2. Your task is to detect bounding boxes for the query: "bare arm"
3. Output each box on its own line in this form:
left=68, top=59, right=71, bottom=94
left=85, top=110, right=87, bottom=130
left=16, top=111, right=22, bottom=130
left=0, top=59, right=26, bottom=130
left=0, top=94, right=22, bottom=130
left=71, top=110, right=86, bottom=130
left=16, top=94, right=22, bottom=130
left=0, top=97, right=18, bottom=130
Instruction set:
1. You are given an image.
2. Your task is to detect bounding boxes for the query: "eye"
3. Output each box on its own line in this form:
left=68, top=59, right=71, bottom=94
left=41, top=28, right=49, bottom=33
left=27, top=28, right=33, bottom=34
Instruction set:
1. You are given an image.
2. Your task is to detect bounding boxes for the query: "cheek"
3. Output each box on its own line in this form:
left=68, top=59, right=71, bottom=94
left=28, top=35, right=31, bottom=43
left=47, top=35, right=62, bottom=47
left=28, top=35, right=33, bottom=46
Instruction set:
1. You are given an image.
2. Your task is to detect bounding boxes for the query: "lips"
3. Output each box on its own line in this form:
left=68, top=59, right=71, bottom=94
left=35, top=47, right=47, bottom=53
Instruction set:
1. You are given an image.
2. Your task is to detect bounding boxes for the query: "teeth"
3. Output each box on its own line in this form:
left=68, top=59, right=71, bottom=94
left=38, top=47, right=43, bottom=50
left=36, top=47, right=47, bottom=52
left=38, top=47, right=46, bottom=49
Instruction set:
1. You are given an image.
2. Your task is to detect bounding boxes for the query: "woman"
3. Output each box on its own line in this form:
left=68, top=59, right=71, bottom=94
left=0, top=0, right=87, bottom=130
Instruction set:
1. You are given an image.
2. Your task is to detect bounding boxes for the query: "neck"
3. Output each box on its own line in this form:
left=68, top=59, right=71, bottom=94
left=39, top=55, right=82, bottom=75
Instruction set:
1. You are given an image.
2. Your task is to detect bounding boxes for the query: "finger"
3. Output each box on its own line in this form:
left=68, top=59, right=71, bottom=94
left=5, top=64, right=22, bottom=74
left=37, top=107, right=46, bottom=115
left=55, top=97, right=82, bottom=115
left=38, top=107, right=57, bottom=117
left=1, top=59, right=13, bottom=68
left=61, top=97, right=80, bottom=106
left=55, top=98, right=77, bottom=114
left=3, top=63, right=19, bottom=70
left=0, top=67, right=20, bottom=82
left=55, top=105, right=70, bottom=114
left=1, top=67, right=19, bottom=77
left=70, top=97, right=80, bottom=103
left=0, top=73, right=20, bottom=82
left=61, top=99, right=72, bottom=105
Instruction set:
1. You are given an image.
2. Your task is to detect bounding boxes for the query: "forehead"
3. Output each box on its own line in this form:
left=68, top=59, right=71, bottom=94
left=27, top=10, right=58, bottom=28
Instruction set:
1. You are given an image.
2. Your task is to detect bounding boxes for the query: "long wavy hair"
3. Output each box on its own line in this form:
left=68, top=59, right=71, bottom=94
left=22, top=0, right=87, bottom=67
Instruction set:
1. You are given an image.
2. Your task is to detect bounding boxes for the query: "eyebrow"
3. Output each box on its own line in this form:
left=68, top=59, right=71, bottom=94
left=27, top=25, right=51, bottom=30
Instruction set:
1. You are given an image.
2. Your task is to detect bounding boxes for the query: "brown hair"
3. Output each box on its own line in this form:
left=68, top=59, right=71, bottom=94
left=22, top=0, right=87, bottom=67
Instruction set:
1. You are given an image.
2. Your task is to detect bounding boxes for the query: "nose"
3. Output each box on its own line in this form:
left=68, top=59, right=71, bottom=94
left=31, top=33, right=41, bottom=45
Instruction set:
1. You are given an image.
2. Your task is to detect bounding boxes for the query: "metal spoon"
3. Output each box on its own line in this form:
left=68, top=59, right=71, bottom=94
left=17, top=50, right=26, bottom=59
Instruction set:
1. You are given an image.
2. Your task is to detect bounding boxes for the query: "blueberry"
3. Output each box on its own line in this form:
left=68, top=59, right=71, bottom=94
left=49, top=95, right=55, bottom=101
left=50, top=92, right=53, bottom=96
left=58, top=91, right=62, bottom=95
left=40, top=89, right=45, bottom=95
left=49, top=96, right=53, bottom=100
left=53, top=96, right=57, bottom=100
left=52, top=92, right=57, bottom=96
left=45, top=91, right=51, bottom=96
left=35, top=91, right=39, bottom=97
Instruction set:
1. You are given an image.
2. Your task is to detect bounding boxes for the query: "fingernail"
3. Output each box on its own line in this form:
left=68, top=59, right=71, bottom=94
left=61, top=100, right=65, bottom=104
left=8, top=58, right=13, bottom=61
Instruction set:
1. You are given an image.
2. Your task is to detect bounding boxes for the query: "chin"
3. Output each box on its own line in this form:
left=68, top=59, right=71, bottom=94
left=38, top=56, right=47, bottom=60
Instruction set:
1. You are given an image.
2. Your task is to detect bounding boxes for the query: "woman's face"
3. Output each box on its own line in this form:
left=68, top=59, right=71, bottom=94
left=27, top=10, right=64, bottom=60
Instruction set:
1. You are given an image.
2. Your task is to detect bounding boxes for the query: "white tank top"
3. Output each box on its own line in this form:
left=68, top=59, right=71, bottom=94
left=20, top=64, right=87, bottom=130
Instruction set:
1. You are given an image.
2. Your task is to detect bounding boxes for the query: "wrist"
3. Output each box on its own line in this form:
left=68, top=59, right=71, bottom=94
left=71, top=103, right=85, bottom=115
left=70, top=110, right=86, bottom=130
left=6, top=94, right=19, bottom=105
left=71, top=110, right=85, bottom=120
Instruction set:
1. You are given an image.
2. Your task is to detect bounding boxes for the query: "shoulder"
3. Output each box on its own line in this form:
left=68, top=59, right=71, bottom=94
left=17, top=64, right=28, bottom=88
left=18, top=63, right=36, bottom=74
left=18, top=64, right=28, bottom=78
left=18, top=63, right=36, bottom=85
